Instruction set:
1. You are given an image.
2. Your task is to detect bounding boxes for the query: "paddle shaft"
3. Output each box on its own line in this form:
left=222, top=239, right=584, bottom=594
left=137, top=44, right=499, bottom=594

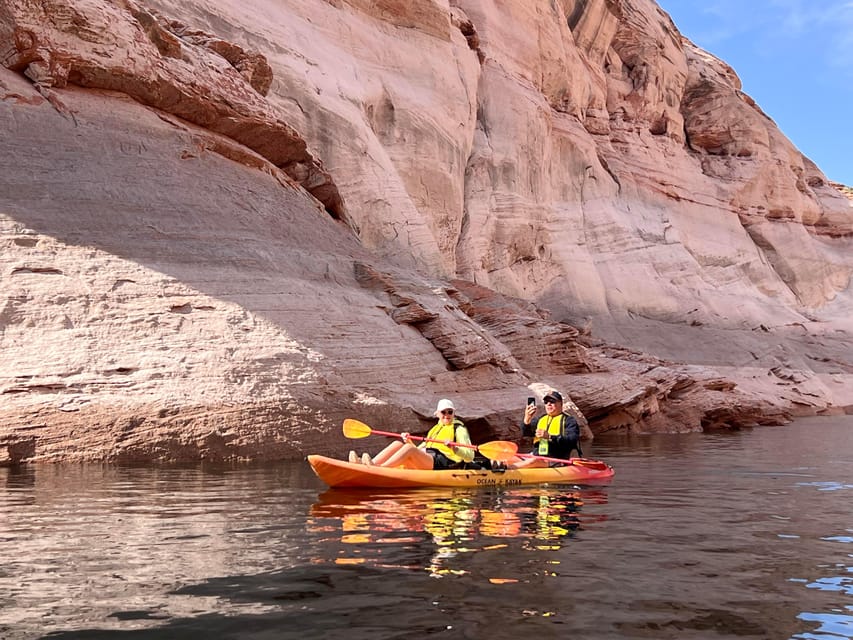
left=514, top=451, right=609, bottom=469
left=357, top=426, right=478, bottom=450
left=341, top=419, right=517, bottom=461
left=515, top=452, right=576, bottom=465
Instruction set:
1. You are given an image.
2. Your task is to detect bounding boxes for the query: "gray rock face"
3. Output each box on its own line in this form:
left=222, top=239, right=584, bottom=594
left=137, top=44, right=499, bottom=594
left=1, top=0, right=851, bottom=463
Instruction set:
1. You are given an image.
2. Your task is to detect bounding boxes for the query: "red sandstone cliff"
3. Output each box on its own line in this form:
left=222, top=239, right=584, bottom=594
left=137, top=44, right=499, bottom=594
left=1, top=0, right=851, bottom=463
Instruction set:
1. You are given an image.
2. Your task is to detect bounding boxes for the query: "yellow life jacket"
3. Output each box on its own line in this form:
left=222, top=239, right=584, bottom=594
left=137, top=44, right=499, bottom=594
left=533, top=414, right=565, bottom=456
left=421, top=420, right=470, bottom=463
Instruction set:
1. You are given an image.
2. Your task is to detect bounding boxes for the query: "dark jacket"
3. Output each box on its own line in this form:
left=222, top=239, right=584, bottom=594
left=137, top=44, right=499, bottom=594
left=521, top=412, right=583, bottom=459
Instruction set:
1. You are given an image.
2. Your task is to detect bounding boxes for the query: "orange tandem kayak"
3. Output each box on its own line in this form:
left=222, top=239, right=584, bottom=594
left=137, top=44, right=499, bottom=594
left=307, top=454, right=615, bottom=489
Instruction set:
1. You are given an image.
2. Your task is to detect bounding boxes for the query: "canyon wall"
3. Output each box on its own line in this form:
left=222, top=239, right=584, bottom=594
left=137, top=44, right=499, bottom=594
left=1, top=0, right=851, bottom=463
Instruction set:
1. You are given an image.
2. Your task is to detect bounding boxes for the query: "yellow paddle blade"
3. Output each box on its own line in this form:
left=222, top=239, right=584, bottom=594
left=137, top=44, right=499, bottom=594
left=477, top=440, right=518, bottom=462
left=342, top=418, right=372, bottom=439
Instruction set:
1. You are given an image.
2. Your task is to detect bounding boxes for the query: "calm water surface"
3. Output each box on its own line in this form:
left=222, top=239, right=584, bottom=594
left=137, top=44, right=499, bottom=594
left=1, top=416, right=852, bottom=639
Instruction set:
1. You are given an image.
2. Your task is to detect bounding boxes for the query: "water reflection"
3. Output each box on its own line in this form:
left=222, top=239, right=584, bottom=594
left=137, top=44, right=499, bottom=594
left=796, top=610, right=853, bottom=639
left=309, top=486, right=608, bottom=578
left=4, top=465, right=36, bottom=505
left=2, top=417, right=853, bottom=639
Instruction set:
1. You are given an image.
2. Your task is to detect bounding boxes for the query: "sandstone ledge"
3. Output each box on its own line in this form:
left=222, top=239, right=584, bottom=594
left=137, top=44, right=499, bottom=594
left=2, top=0, right=852, bottom=464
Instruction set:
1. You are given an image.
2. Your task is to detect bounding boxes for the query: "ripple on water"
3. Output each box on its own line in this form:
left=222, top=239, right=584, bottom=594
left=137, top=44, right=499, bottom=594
left=3, top=418, right=853, bottom=639
left=797, top=481, right=853, bottom=492
left=796, top=609, right=853, bottom=639
left=806, top=575, right=853, bottom=596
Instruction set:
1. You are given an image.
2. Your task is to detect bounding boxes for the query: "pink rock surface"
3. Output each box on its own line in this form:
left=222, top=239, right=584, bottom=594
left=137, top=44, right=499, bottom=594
left=1, top=0, right=850, bottom=463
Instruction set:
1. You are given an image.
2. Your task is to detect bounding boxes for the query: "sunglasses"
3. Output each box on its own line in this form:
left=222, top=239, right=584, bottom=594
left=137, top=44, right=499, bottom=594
left=544, top=399, right=559, bottom=404
left=440, top=409, right=454, bottom=415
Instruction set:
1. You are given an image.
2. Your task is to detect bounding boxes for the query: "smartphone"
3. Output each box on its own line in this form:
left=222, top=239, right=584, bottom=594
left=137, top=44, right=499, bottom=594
left=527, top=397, right=536, bottom=406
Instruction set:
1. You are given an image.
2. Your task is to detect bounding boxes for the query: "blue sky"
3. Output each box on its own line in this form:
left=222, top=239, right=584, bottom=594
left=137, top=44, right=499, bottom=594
left=656, top=0, right=852, bottom=186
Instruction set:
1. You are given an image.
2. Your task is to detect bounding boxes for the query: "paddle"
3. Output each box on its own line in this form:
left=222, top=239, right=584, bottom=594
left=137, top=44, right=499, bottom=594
left=342, top=418, right=519, bottom=462
left=513, top=451, right=611, bottom=470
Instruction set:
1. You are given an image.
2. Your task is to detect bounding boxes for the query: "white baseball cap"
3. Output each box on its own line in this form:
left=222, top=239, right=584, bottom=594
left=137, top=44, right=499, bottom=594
left=435, top=398, right=455, bottom=413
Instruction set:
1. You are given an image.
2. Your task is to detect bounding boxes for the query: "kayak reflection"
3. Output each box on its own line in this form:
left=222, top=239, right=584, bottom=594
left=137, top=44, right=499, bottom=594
left=308, top=486, right=609, bottom=576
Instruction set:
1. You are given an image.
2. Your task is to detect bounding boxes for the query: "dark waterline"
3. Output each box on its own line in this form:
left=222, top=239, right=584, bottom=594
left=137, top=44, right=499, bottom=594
left=1, top=416, right=851, bottom=639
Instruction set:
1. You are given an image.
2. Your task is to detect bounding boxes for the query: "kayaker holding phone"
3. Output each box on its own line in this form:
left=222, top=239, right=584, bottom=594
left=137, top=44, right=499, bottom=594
left=511, top=390, right=582, bottom=469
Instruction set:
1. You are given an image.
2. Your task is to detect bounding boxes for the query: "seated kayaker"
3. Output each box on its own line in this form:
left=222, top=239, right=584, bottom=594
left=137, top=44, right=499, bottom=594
left=505, top=390, right=582, bottom=469
left=349, top=399, right=476, bottom=470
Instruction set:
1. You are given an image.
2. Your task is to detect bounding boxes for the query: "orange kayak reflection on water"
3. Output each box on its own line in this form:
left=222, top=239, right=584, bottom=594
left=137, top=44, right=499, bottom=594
left=307, top=486, right=609, bottom=576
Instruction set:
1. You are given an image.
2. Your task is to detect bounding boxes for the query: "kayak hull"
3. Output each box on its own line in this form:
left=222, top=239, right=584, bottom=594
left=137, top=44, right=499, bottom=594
left=307, top=454, right=614, bottom=488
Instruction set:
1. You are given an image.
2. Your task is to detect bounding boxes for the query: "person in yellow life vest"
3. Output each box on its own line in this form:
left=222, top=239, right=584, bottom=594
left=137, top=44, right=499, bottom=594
left=349, top=399, right=476, bottom=470
left=509, top=390, right=582, bottom=469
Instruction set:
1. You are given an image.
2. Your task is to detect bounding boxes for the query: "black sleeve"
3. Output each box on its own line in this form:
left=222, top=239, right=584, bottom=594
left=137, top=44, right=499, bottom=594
left=521, top=417, right=536, bottom=438
left=552, top=415, right=581, bottom=457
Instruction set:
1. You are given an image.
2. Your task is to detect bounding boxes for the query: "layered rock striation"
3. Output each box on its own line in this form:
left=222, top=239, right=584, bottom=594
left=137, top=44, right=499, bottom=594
left=1, top=0, right=851, bottom=463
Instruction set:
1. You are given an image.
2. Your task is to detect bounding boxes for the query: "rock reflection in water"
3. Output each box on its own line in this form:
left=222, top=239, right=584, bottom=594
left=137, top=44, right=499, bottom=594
left=3, top=417, right=852, bottom=639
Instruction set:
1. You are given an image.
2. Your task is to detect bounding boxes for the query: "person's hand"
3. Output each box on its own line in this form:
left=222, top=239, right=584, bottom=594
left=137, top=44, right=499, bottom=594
left=444, top=439, right=453, bottom=447
left=400, top=432, right=410, bottom=443
left=524, top=404, right=536, bottom=424
left=535, top=428, right=548, bottom=440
